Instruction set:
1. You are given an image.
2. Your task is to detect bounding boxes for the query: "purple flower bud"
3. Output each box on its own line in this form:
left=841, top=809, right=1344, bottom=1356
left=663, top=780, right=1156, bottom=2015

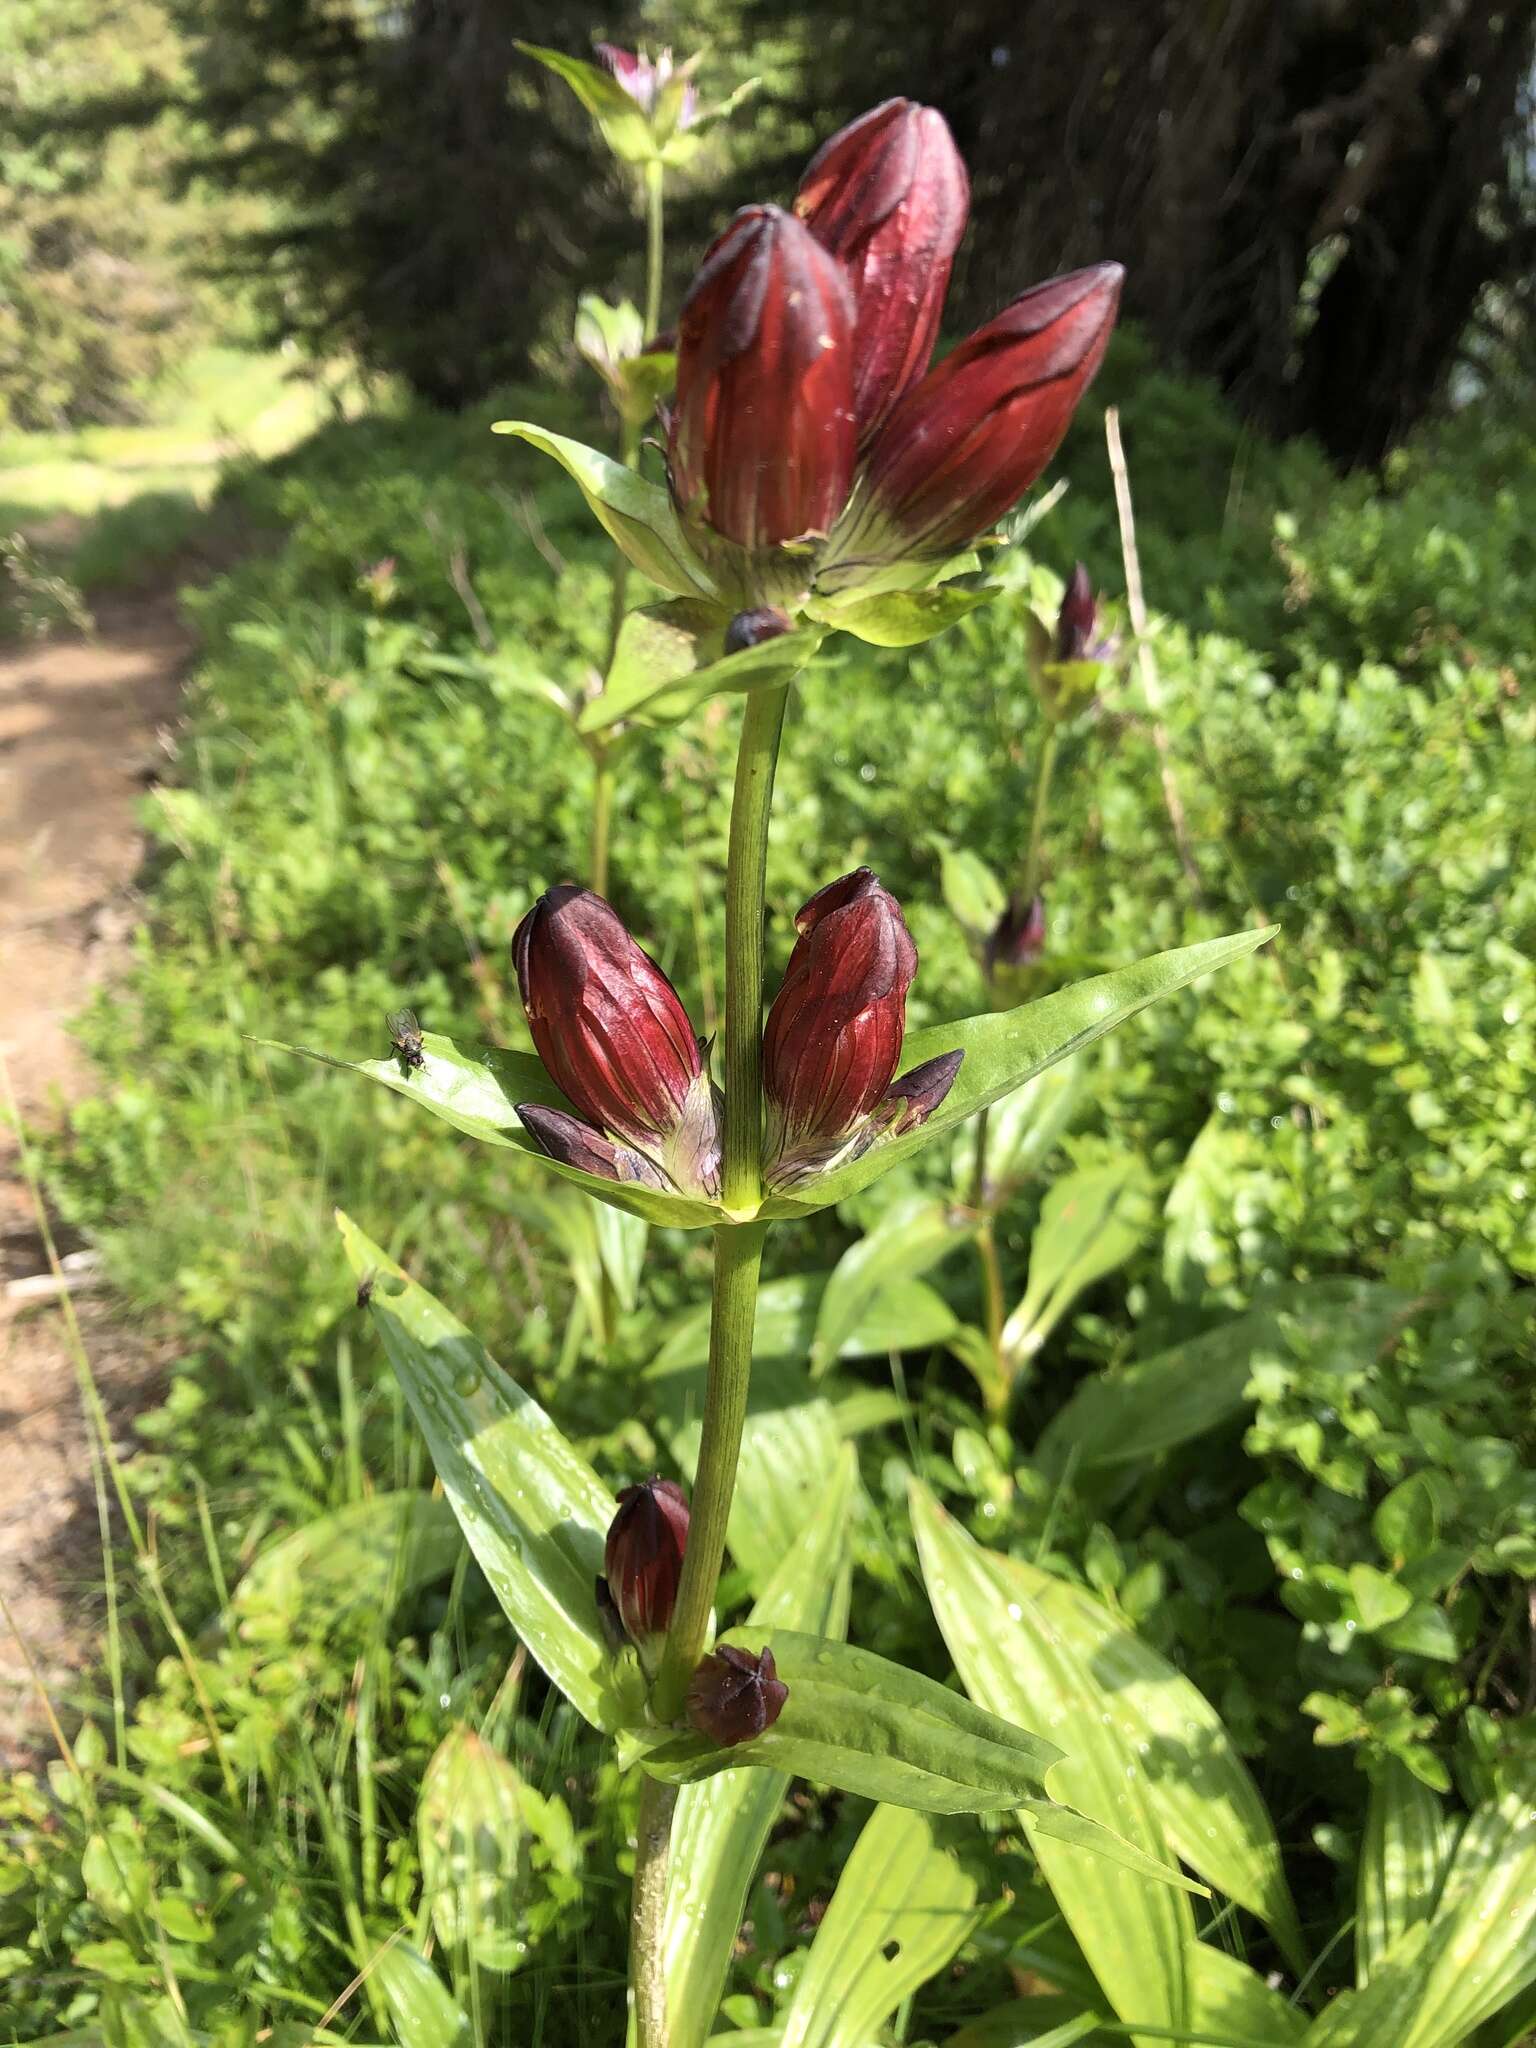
left=686, top=1643, right=788, bottom=1746
left=669, top=207, right=857, bottom=552
left=763, top=869, right=917, bottom=1184
left=594, top=1573, right=628, bottom=1652
left=595, top=44, right=695, bottom=126
left=796, top=99, right=969, bottom=448
left=604, top=1478, right=690, bottom=1643
left=724, top=607, right=794, bottom=655
left=1056, top=564, right=1096, bottom=662
left=876, top=1048, right=964, bottom=1137
left=515, top=1104, right=670, bottom=1191
left=985, top=895, right=1047, bottom=978
left=513, top=886, right=721, bottom=1197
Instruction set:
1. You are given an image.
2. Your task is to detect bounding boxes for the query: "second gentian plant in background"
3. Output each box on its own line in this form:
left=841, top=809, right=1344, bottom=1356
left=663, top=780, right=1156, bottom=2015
left=281, top=83, right=1275, bottom=2046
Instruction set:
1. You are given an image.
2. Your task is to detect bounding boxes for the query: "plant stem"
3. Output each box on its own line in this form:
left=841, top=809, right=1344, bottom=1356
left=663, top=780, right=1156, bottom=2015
left=1021, top=720, right=1062, bottom=907
left=630, top=1774, right=678, bottom=2046
left=643, top=160, right=666, bottom=341
left=720, top=685, right=789, bottom=1213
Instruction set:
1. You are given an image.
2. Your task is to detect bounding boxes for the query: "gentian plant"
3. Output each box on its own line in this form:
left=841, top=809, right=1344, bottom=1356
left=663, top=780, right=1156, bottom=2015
left=280, top=88, right=1275, bottom=2044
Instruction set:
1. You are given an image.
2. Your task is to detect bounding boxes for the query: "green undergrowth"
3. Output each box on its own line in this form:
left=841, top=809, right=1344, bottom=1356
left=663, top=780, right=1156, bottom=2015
left=6, top=338, right=1534, bottom=2040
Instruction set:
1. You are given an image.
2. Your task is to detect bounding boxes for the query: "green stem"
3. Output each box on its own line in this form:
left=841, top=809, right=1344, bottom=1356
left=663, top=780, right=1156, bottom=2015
left=630, top=1773, right=678, bottom=2047
left=643, top=160, right=666, bottom=341
left=720, top=686, right=789, bottom=1213
left=1020, top=721, right=1062, bottom=906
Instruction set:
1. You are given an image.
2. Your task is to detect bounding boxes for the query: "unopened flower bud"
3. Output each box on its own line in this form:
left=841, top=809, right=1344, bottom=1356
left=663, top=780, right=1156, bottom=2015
left=686, top=1643, right=788, bottom=1747
left=515, top=1104, right=669, bottom=1191
left=796, top=99, right=969, bottom=447
left=596, top=44, right=697, bottom=129
left=877, top=1049, right=965, bottom=1136
left=669, top=206, right=856, bottom=554
left=823, top=263, right=1122, bottom=578
left=724, top=607, right=794, bottom=655
left=513, top=886, right=721, bottom=1197
left=604, top=1478, right=690, bottom=1643
left=1056, top=564, right=1097, bottom=662
left=985, top=895, right=1047, bottom=979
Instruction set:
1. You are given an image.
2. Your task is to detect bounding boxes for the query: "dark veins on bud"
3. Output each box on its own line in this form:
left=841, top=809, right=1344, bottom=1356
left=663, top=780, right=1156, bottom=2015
left=603, top=1477, right=690, bottom=1642
left=686, top=1643, right=789, bottom=1746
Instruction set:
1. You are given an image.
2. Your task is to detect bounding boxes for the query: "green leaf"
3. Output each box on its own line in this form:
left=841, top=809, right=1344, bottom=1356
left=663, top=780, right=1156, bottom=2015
left=266, top=1032, right=722, bottom=1228
left=805, top=582, right=998, bottom=646
left=593, top=1200, right=648, bottom=1313
left=651, top=1270, right=958, bottom=1376
left=811, top=1194, right=973, bottom=1375
left=642, top=1628, right=1063, bottom=1815
left=1376, top=1603, right=1460, bottom=1662
left=1373, top=1475, right=1440, bottom=1566
left=1002, top=1155, right=1154, bottom=1366
left=778, top=1805, right=984, bottom=2048
left=233, top=1492, right=461, bottom=1640
left=969, top=1549, right=1305, bottom=1969
left=662, top=1455, right=856, bottom=2048
left=958, top=1058, right=1085, bottom=1200
left=911, top=1482, right=1195, bottom=2043
left=417, top=1726, right=530, bottom=1966
left=1347, top=1564, right=1413, bottom=1633
left=373, top=1941, right=472, bottom=2048
left=1036, top=1280, right=1406, bottom=1476
left=761, top=929, right=1277, bottom=1219
left=1356, top=1758, right=1453, bottom=1987
left=493, top=422, right=718, bottom=600
left=941, top=2008, right=1104, bottom=2048
left=515, top=42, right=657, bottom=162
left=579, top=600, right=818, bottom=732
left=336, top=1213, right=622, bottom=1731
left=1188, top=1945, right=1307, bottom=2044
left=938, top=841, right=1008, bottom=941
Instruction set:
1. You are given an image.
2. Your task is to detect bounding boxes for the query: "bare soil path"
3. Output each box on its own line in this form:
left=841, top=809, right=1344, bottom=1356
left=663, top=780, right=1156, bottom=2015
left=0, top=591, right=191, bottom=1761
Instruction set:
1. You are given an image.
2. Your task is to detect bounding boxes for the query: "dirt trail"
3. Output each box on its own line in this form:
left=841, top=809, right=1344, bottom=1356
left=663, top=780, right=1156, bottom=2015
left=0, top=592, right=191, bottom=1761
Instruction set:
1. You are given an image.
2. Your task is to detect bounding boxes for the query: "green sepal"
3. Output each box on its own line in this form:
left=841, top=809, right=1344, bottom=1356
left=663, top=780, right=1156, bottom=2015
left=494, top=421, right=719, bottom=601
left=806, top=582, right=998, bottom=647
left=581, top=600, right=819, bottom=733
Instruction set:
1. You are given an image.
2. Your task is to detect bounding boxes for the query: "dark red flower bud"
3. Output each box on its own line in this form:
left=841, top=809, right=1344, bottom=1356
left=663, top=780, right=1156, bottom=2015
left=604, top=1478, right=690, bottom=1643
left=724, top=606, right=793, bottom=654
left=594, top=1573, right=628, bottom=1651
left=515, top=1104, right=669, bottom=1191
left=795, top=99, right=969, bottom=447
left=1056, top=564, right=1096, bottom=663
left=686, top=1643, right=788, bottom=1746
left=826, top=263, right=1122, bottom=575
left=877, top=1048, right=964, bottom=1136
left=985, top=894, right=1047, bottom=978
left=763, top=868, right=917, bottom=1184
left=669, top=206, right=857, bottom=552
left=513, top=886, right=721, bottom=1196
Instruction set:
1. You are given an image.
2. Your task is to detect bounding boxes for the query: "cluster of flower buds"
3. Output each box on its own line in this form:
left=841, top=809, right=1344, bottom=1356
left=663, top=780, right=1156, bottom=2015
left=663, top=99, right=1121, bottom=604
left=512, top=886, right=722, bottom=1197
left=597, top=43, right=698, bottom=133
left=513, top=871, right=959, bottom=1201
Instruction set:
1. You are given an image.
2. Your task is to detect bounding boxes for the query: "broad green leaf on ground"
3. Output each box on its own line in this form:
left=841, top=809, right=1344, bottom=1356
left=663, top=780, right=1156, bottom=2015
left=493, top=423, right=719, bottom=600
left=641, top=1628, right=1062, bottom=1815
left=1001, top=1155, right=1155, bottom=1367
left=663, top=1454, right=856, bottom=2048
left=233, top=1492, right=461, bottom=1641
left=579, top=600, right=817, bottom=732
left=269, top=1034, right=721, bottom=1228
left=810, top=1195, right=975, bottom=1375
left=805, top=582, right=997, bottom=647
left=1188, top=1947, right=1306, bottom=2043
left=373, top=1940, right=472, bottom=2048
left=417, top=1727, right=529, bottom=1968
left=779, top=1804, right=985, bottom=2048
left=651, top=1270, right=957, bottom=1376
left=1036, top=1279, right=1409, bottom=1476
left=649, top=1350, right=844, bottom=1592
left=337, top=1213, right=622, bottom=1731
left=761, top=930, right=1276, bottom=1219
left=971, top=1549, right=1305, bottom=1969
left=1357, top=1758, right=1454, bottom=1985
left=941, top=2008, right=1104, bottom=2048
left=911, top=1483, right=1194, bottom=2046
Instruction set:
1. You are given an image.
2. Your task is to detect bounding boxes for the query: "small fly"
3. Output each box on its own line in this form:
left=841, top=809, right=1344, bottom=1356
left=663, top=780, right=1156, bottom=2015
left=355, top=1269, right=376, bottom=1309
left=386, top=1007, right=425, bottom=1072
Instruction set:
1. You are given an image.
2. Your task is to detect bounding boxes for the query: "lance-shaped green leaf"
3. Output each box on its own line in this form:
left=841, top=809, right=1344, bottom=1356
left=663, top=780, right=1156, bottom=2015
left=662, top=1452, right=856, bottom=2048
left=760, top=929, right=1276, bottom=1220
left=1357, top=1758, right=1454, bottom=1987
left=1187, top=1949, right=1307, bottom=2045
left=970, top=1547, right=1305, bottom=1971
left=1002, top=1155, right=1155, bottom=1367
left=265, top=1032, right=722, bottom=1228
left=805, top=582, right=998, bottom=647
left=941, top=2008, right=1103, bottom=2048
left=779, top=1804, right=984, bottom=2048
left=494, top=423, right=719, bottom=600
left=911, top=1483, right=1196, bottom=2046
left=937, top=840, right=1008, bottom=942
left=515, top=42, right=657, bottom=163
left=579, top=600, right=819, bottom=733
left=417, top=1727, right=530, bottom=1967
left=336, top=1212, right=623, bottom=1731
left=373, top=1940, right=472, bottom=2048
left=811, top=1194, right=974, bottom=1376
left=234, top=1492, right=461, bottom=1642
